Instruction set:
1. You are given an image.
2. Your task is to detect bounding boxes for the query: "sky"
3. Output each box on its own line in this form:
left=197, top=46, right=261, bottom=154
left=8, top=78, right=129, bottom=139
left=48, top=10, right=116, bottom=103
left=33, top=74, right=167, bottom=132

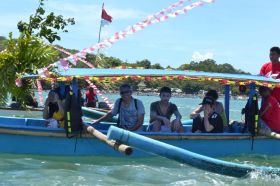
left=1, top=0, right=280, bottom=74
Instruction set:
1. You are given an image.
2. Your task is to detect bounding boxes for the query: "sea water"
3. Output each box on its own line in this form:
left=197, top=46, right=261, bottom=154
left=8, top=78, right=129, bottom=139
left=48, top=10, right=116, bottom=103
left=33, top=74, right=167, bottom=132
left=1, top=95, right=279, bottom=185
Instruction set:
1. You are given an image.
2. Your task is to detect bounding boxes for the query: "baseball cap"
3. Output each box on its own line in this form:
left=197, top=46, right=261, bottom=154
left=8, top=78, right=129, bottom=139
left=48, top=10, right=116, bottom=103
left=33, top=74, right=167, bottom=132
left=199, top=96, right=214, bottom=105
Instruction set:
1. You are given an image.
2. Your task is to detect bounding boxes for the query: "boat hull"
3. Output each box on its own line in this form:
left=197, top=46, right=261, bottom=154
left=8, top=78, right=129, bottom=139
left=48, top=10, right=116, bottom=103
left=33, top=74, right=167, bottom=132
left=0, top=116, right=279, bottom=157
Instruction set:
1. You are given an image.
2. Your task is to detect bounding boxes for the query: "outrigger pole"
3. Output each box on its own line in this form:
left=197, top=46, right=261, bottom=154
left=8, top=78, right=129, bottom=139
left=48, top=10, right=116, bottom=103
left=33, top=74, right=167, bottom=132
left=108, top=126, right=280, bottom=178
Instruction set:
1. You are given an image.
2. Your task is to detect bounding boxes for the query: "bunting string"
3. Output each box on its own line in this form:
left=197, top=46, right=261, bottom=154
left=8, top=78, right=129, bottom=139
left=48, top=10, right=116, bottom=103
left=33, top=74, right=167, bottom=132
left=53, top=46, right=94, bottom=68
left=43, top=74, right=277, bottom=88
left=37, top=0, right=214, bottom=76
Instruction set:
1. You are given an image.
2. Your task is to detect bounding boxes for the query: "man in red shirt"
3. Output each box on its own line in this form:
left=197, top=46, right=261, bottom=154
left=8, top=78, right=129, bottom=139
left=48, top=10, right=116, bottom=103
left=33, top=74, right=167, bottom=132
left=259, top=86, right=280, bottom=133
left=85, top=87, right=98, bottom=108
left=260, top=47, right=280, bottom=101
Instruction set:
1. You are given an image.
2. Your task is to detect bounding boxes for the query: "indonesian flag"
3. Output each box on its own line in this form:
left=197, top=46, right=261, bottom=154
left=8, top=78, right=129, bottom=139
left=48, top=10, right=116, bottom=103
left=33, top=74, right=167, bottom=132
left=101, top=7, right=112, bottom=27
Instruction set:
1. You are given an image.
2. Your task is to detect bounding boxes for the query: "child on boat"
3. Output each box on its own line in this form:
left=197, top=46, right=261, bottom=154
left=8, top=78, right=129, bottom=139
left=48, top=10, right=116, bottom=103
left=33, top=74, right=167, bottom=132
left=148, top=86, right=184, bottom=133
left=92, top=84, right=145, bottom=131
left=190, top=89, right=227, bottom=126
left=258, top=86, right=280, bottom=133
left=43, top=91, right=64, bottom=128
left=191, top=96, right=224, bottom=133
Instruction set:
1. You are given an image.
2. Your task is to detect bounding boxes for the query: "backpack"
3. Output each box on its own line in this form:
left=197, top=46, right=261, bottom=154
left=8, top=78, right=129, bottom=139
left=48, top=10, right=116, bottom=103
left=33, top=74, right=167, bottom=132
left=64, top=90, right=83, bottom=138
left=242, top=94, right=259, bottom=135
left=116, top=98, right=138, bottom=127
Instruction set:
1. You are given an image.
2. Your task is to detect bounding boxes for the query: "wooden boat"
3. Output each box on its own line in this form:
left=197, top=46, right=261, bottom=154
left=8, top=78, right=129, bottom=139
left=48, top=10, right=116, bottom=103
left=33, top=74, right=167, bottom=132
left=0, top=115, right=279, bottom=157
left=1, top=68, right=279, bottom=157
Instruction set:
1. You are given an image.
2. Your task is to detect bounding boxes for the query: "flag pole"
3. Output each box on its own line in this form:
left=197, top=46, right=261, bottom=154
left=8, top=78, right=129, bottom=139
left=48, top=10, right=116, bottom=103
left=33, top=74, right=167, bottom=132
left=97, top=3, right=104, bottom=44
left=96, top=3, right=104, bottom=66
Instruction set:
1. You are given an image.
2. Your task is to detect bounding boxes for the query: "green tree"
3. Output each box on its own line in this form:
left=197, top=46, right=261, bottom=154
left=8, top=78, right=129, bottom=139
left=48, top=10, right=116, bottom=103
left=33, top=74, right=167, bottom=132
left=17, top=0, right=75, bottom=43
left=0, top=36, right=8, bottom=51
left=0, top=33, right=58, bottom=105
left=136, top=59, right=151, bottom=69
left=0, top=0, right=75, bottom=105
left=179, top=59, right=247, bottom=74
left=151, top=63, right=164, bottom=69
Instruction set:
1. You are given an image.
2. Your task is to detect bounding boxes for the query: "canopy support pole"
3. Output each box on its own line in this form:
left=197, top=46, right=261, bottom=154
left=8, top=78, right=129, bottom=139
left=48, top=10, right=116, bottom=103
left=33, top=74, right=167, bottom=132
left=71, top=77, right=79, bottom=97
left=59, top=81, right=65, bottom=99
left=224, top=85, right=230, bottom=125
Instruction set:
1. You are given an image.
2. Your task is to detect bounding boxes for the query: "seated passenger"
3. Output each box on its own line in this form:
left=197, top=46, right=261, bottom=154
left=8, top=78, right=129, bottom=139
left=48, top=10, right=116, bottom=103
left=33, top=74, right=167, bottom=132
left=43, top=91, right=64, bottom=128
left=9, top=96, right=21, bottom=109
left=191, top=96, right=224, bottom=133
left=149, top=87, right=184, bottom=133
left=259, top=86, right=280, bottom=133
left=190, top=89, right=227, bottom=125
left=92, top=84, right=145, bottom=131
left=25, top=93, right=38, bottom=108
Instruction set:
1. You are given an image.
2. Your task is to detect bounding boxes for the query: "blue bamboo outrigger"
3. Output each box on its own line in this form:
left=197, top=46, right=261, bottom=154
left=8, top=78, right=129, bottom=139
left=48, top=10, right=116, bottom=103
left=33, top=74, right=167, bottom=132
left=1, top=68, right=280, bottom=157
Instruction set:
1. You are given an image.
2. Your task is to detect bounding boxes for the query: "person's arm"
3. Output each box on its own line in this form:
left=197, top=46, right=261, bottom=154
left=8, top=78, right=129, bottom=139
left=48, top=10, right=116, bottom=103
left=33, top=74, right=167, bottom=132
left=150, top=103, right=170, bottom=126
left=43, top=98, right=50, bottom=119
left=92, top=112, right=114, bottom=124
left=203, top=116, right=214, bottom=132
left=150, top=110, right=166, bottom=122
left=260, top=103, right=272, bottom=117
left=174, top=110, right=182, bottom=121
left=54, top=94, right=64, bottom=115
left=203, top=109, right=214, bottom=132
left=173, top=104, right=182, bottom=121
left=92, top=99, right=119, bottom=124
left=129, top=100, right=145, bottom=131
left=260, top=63, right=268, bottom=76
left=190, top=105, right=203, bottom=119
left=130, top=114, right=144, bottom=131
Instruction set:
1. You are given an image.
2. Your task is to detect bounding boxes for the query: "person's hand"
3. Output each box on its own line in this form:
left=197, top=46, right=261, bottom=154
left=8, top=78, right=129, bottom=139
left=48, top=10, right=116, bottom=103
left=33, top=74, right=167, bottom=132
left=162, top=117, right=171, bottom=127
left=190, top=113, right=198, bottom=119
left=204, top=107, right=210, bottom=118
left=174, top=118, right=180, bottom=122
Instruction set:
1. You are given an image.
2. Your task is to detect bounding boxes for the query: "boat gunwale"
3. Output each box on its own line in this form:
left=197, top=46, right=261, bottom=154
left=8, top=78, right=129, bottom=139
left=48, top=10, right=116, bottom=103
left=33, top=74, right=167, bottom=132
left=0, top=123, right=272, bottom=140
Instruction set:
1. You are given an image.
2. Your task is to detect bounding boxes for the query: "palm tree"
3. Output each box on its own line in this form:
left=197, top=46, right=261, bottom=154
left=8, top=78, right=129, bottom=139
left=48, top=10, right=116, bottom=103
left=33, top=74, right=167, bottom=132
left=0, top=33, right=58, bottom=106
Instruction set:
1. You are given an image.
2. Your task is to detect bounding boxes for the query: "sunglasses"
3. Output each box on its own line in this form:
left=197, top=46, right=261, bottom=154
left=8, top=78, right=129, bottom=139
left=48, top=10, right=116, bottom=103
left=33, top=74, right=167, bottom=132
left=120, top=90, right=131, bottom=95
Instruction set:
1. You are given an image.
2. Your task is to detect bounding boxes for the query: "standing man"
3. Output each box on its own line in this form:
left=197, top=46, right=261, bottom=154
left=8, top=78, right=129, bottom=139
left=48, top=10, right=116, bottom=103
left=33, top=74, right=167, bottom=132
left=92, top=84, right=145, bottom=131
left=260, top=47, right=280, bottom=102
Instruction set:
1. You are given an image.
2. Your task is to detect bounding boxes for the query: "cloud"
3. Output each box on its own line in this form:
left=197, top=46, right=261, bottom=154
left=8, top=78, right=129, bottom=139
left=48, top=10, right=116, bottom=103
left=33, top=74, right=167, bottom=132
left=191, top=51, right=214, bottom=62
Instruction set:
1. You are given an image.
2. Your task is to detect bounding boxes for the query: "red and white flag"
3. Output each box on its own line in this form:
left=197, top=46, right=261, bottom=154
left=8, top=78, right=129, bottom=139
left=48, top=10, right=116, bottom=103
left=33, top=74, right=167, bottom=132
left=101, top=7, right=112, bottom=27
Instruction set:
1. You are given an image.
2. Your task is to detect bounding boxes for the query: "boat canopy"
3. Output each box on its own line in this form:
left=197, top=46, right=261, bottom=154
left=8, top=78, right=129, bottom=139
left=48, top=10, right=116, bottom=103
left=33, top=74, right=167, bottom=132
left=22, top=68, right=280, bottom=87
